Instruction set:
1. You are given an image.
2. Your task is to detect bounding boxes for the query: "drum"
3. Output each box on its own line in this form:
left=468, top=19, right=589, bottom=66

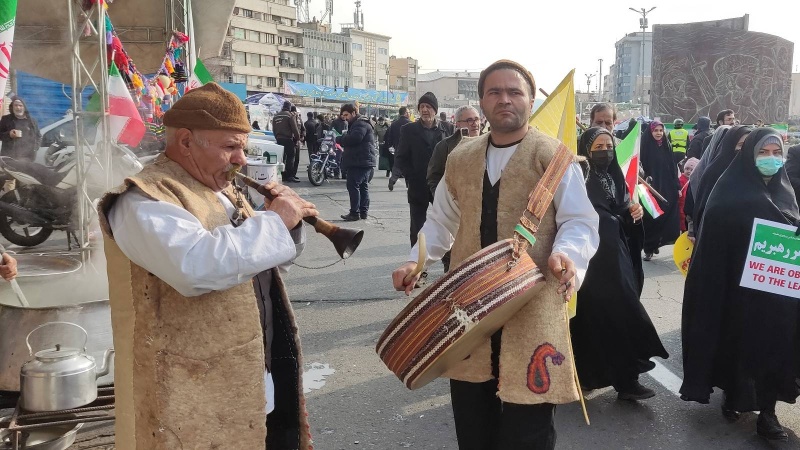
left=376, top=238, right=545, bottom=389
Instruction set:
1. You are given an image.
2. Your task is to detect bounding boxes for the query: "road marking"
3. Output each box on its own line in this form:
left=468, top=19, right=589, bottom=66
left=647, top=359, right=683, bottom=397
left=303, top=362, right=335, bottom=393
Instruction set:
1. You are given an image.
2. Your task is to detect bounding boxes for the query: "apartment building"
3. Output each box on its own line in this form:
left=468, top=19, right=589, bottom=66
left=342, top=28, right=390, bottom=90
left=206, top=0, right=304, bottom=93
left=389, top=56, right=418, bottom=106
left=300, top=21, right=353, bottom=88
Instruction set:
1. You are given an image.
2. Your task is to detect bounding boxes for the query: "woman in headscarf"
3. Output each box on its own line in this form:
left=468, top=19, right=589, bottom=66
left=640, top=121, right=681, bottom=260
left=681, top=128, right=800, bottom=442
left=571, top=127, right=669, bottom=400
left=691, top=125, right=753, bottom=236
left=0, top=97, right=41, bottom=161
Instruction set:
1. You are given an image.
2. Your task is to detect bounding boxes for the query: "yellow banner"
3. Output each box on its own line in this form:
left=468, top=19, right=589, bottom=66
left=528, top=69, right=577, bottom=154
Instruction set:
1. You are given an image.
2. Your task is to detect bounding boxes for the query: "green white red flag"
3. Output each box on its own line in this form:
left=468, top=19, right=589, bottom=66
left=0, top=0, right=18, bottom=105
left=108, top=62, right=145, bottom=146
left=615, top=121, right=641, bottom=202
left=186, top=58, right=213, bottom=92
left=637, top=184, right=664, bottom=219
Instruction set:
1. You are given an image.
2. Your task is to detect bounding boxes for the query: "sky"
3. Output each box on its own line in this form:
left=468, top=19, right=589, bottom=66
left=307, top=0, right=800, bottom=95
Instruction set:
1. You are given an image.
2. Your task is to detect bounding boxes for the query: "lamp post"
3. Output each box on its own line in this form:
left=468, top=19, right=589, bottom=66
left=629, top=6, right=655, bottom=117
left=598, top=58, right=603, bottom=100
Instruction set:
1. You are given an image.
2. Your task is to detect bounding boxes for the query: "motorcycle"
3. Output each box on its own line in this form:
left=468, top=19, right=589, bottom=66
left=0, top=135, right=143, bottom=248
left=307, top=130, right=342, bottom=186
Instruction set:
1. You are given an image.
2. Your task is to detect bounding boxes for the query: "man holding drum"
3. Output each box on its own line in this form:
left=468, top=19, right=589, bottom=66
left=392, top=60, right=599, bottom=449
left=98, top=83, right=317, bottom=449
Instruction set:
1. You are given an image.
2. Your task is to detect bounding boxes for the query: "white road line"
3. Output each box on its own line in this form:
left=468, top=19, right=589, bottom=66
left=647, top=359, right=683, bottom=397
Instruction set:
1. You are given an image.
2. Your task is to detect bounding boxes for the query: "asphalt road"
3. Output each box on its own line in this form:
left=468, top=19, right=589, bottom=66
left=1, top=151, right=798, bottom=449
left=279, top=168, right=800, bottom=450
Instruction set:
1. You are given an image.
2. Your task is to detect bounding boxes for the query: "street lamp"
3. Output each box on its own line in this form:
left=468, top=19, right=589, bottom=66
left=629, top=6, right=655, bottom=117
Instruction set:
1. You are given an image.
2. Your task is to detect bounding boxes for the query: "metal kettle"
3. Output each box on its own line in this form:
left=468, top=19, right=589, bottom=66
left=19, top=322, right=114, bottom=412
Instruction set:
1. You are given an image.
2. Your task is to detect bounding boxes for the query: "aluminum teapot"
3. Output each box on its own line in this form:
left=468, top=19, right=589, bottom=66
left=19, top=322, right=114, bottom=412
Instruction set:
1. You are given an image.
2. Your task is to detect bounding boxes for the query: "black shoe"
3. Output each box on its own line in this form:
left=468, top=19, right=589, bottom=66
left=340, top=213, right=360, bottom=221
left=616, top=381, right=656, bottom=401
left=360, top=213, right=368, bottom=220
left=757, top=410, right=788, bottom=441
left=291, top=176, right=301, bottom=182
left=388, top=180, right=395, bottom=191
left=721, top=394, right=741, bottom=422
left=654, top=248, right=660, bottom=255
left=643, top=252, right=653, bottom=261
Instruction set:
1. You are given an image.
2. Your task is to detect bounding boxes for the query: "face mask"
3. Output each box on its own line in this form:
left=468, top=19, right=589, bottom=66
left=755, top=156, right=783, bottom=176
left=590, top=150, right=615, bottom=170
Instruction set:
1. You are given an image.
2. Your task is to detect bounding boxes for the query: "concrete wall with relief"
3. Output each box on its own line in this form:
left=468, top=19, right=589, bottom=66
left=651, top=20, right=793, bottom=123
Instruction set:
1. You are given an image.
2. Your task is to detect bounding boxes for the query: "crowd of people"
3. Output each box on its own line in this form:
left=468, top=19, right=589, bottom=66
left=3, top=53, right=797, bottom=448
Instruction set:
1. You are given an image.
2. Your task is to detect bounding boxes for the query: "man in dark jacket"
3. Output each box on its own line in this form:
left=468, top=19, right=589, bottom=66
left=394, top=92, right=447, bottom=249
left=439, top=112, right=455, bottom=136
left=272, top=101, right=301, bottom=182
left=686, top=116, right=711, bottom=159
left=383, top=106, right=411, bottom=189
left=0, top=97, right=41, bottom=161
left=336, top=103, right=376, bottom=221
left=426, top=105, right=482, bottom=272
left=304, top=112, right=318, bottom=156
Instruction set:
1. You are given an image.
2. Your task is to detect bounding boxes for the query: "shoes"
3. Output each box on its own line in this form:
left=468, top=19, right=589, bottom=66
left=340, top=213, right=360, bottom=221
left=414, top=271, right=428, bottom=289
left=721, top=394, right=740, bottom=422
left=654, top=248, right=660, bottom=255
left=616, top=380, right=656, bottom=401
left=643, top=252, right=653, bottom=261
left=360, top=213, right=368, bottom=220
left=388, top=180, right=395, bottom=191
left=757, top=410, right=788, bottom=441
left=291, top=176, right=301, bottom=182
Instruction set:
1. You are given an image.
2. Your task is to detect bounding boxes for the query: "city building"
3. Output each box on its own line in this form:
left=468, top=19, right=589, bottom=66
left=417, top=70, right=481, bottom=110
left=342, top=28, right=391, bottom=90
left=204, top=0, right=305, bottom=93
left=389, top=56, right=418, bottom=106
left=609, top=31, right=652, bottom=105
left=300, top=20, right=353, bottom=88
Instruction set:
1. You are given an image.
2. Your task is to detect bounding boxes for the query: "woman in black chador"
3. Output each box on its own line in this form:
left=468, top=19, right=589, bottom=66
left=571, top=127, right=669, bottom=400
left=640, top=121, right=680, bottom=260
left=681, top=128, right=800, bottom=442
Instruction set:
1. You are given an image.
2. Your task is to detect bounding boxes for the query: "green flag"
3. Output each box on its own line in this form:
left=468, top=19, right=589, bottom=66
left=0, top=0, right=19, bottom=103
left=187, top=58, right=213, bottom=91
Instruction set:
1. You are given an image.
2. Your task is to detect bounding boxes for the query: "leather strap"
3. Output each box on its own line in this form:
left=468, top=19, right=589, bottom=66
left=515, top=143, right=573, bottom=245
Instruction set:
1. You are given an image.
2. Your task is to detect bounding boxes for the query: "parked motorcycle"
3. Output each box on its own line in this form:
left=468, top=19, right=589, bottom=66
left=0, top=135, right=142, bottom=247
left=307, top=130, right=342, bottom=186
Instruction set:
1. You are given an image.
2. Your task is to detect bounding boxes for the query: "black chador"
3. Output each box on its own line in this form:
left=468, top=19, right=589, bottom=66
left=570, top=128, right=668, bottom=394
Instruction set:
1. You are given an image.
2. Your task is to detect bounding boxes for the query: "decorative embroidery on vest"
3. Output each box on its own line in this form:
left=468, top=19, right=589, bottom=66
left=526, top=342, right=565, bottom=394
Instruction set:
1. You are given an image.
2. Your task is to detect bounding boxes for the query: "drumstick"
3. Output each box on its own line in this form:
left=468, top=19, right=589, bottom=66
left=404, top=232, right=427, bottom=285
left=565, top=305, right=591, bottom=425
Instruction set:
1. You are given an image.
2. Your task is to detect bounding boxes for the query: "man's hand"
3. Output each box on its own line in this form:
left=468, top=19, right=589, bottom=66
left=548, top=252, right=576, bottom=301
left=392, top=262, right=420, bottom=296
left=262, top=181, right=318, bottom=229
left=10, top=129, right=21, bottom=139
left=0, top=253, right=18, bottom=281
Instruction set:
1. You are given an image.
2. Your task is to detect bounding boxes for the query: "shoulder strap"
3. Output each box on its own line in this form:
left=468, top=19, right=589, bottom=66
left=514, top=143, right=573, bottom=247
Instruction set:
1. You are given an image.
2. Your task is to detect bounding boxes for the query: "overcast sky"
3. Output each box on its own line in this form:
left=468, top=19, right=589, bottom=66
left=310, top=0, right=800, bottom=94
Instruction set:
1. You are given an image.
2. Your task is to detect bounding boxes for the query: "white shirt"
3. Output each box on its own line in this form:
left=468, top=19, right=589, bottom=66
left=108, top=189, right=304, bottom=297
left=408, top=143, right=599, bottom=289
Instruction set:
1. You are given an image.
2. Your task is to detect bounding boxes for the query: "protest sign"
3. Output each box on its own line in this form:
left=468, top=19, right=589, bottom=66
left=740, top=218, right=800, bottom=299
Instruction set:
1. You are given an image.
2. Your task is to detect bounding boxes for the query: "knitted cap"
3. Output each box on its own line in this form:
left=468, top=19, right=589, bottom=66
left=163, top=83, right=251, bottom=133
left=478, top=59, right=536, bottom=99
left=418, top=92, right=438, bottom=112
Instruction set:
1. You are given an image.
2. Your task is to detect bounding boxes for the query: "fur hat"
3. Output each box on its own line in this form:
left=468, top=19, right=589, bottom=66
left=418, top=92, right=438, bottom=112
left=163, top=83, right=250, bottom=133
left=478, top=59, right=536, bottom=99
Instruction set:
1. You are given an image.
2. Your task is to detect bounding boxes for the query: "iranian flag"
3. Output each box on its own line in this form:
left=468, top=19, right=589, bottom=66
left=0, top=0, right=18, bottom=104
left=616, top=121, right=641, bottom=201
left=186, top=58, right=213, bottom=91
left=108, top=62, right=145, bottom=146
left=637, top=184, right=664, bottom=219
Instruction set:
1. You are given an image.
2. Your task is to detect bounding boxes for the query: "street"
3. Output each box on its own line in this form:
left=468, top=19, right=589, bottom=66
left=1, top=153, right=798, bottom=449
left=280, top=165, right=800, bottom=449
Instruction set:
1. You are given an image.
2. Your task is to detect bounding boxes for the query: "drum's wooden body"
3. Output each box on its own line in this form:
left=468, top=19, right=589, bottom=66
left=377, top=239, right=545, bottom=389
